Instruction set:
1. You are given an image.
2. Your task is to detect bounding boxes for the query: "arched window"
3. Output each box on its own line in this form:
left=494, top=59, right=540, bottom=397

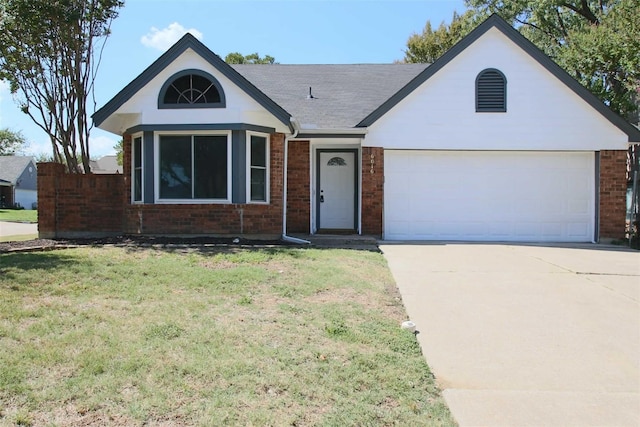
left=158, top=69, right=226, bottom=109
left=476, top=68, right=506, bottom=112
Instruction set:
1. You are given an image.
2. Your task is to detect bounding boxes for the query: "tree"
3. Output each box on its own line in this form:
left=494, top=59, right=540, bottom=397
left=114, top=139, right=123, bottom=166
left=0, top=128, right=27, bottom=155
left=0, top=0, right=124, bottom=173
left=225, top=52, right=276, bottom=64
left=405, top=11, right=478, bottom=63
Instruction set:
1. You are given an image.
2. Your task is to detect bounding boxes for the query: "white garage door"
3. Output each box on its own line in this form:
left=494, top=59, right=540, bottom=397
left=384, top=151, right=595, bottom=242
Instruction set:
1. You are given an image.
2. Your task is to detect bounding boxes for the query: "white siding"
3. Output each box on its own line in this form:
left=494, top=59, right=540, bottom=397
left=384, top=151, right=595, bottom=242
left=365, top=28, right=628, bottom=151
left=106, top=49, right=288, bottom=134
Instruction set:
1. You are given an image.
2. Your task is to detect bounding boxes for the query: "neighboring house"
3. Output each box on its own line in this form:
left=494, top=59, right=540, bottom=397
left=41, top=14, right=640, bottom=242
left=90, top=155, right=123, bottom=174
left=0, top=156, right=37, bottom=209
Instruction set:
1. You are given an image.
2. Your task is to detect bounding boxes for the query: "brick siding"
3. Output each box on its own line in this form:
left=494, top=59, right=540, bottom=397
left=286, top=141, right=310, bottom=233
left=38, top=133, right=285, bottom=239
left=37, top=162, right=124, bottom=238
left=361, top=147, right=384, bottom=236
left=599, top=150, right=627, bottom=240
left=36, top=144, right=627, bottom=242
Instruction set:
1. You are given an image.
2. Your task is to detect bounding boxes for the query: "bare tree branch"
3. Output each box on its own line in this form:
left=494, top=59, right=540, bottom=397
left=0, top=0, right=123, bottom=173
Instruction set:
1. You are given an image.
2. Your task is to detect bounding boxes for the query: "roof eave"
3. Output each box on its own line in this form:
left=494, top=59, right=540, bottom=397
left=93, top=33, right=291, bottom=130
left=293, top=128, right=368, bottom=139
left=357, top=14, right=640, bottom=143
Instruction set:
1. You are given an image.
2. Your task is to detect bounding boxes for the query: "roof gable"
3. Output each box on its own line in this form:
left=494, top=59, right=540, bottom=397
left=93, top=33, right=292, bottom=129
left=0, top=156, right=35, bottom=183
left=358, top=14, right=640, bottom=143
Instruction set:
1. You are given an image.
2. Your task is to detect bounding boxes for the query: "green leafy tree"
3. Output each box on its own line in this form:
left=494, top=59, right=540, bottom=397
left=114, top=139, right=123, bottom=166
left=225, top=52, right=277, bottom=64
left=0, top=128, right=27, bottom=155
left=0, top=0, right=124, bottom=173
left=405, top=10, right=479, bottom=63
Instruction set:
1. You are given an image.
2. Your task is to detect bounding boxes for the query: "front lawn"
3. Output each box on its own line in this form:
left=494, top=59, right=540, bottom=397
left=0, top=209, right=37, bottom=223
left=0, top=246, right=454, bottom=426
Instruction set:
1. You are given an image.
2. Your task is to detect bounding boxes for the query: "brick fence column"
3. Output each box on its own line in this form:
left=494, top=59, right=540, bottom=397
left=599, top=150, right=627, bottom=240
left=37, top=162, right=65, bottom=238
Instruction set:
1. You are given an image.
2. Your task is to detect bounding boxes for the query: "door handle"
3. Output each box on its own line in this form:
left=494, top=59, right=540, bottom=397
left=320, top=190, right=324, bottom=203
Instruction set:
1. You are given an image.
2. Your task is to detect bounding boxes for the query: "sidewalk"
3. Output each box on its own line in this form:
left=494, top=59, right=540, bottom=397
left=0, top=221, right=38, bottom=238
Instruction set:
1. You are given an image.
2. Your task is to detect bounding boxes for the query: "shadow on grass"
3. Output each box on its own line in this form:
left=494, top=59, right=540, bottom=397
left=0, top=251, right=79, bottom=274
left=116, top=244, right=312, bottom=258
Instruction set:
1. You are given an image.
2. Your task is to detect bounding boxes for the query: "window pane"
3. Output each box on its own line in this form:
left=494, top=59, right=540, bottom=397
left=191, top=74, right=220, bottom=103
left=134, top=169, right=142, bottom=201
left=251, top=136, right=266, bottom=167
left=160, top=136, right=192, bottom=199
left=164, top=86, right=180, bottom=104
left=133, top=137, right=142, bottom=202
left=250, top=168, right=266, bottom=201
left=194, top=135, right=227, bottom=199
left=172, top=75, right=191, bottom=93
left=133, top=137, right=142, bottom=168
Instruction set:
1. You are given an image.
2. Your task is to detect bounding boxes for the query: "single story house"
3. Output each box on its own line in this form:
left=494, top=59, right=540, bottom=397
left=90, top=155, right=123, bottom=174
left=0, top=156, right=37, bottom=209
left=41, top=14, right=640, bottom=242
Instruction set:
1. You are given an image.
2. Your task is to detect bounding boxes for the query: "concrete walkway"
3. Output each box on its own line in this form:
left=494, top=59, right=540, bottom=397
left=0, top=221, right=38, bottom=237
left=380, top=243, right=640, bottom=427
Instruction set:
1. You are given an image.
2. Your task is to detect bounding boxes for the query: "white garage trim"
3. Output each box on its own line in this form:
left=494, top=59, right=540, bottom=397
left=384, top=151, right=595, bottom=242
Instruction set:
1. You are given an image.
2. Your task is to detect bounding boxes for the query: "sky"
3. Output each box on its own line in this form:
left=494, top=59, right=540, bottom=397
left=0, top=0, right=466, bottom=159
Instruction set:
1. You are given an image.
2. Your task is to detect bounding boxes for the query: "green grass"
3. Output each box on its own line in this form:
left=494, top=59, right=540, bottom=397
left=0, top=234, right=38, bottom=243
left=0, top=246, right=455, bottom=426
left=0, top=209, right=37, bottom=223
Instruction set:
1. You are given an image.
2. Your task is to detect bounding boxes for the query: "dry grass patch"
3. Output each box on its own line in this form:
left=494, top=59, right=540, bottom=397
left=0, top=246, right=454, bottom=426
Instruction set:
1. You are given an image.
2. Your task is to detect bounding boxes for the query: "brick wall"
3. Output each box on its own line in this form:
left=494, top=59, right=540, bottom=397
left=37, top=162, right=124, bottom=238
left=121, top=133, right=284, bottom=237
left=286, top=141, right=310, bottom=233
left=361, top=147, right=384, bottom=236
left=599, top=150, right=627, bottom=240
left=38, top=134, right=285, bottom=239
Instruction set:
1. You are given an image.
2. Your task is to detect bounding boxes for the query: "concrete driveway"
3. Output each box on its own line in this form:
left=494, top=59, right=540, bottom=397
left=0, top=221, right=38, bottom=237
left=380, top=243, right=639, bottom=427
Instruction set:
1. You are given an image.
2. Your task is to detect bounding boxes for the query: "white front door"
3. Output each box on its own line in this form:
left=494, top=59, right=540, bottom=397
left=318, top=151, right=356, bottom=230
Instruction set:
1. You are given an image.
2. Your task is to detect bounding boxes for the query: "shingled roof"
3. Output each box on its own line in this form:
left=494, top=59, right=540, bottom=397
left=230, top=64, right=428, bottom=129
left=0, top=156, right=35, bottom=185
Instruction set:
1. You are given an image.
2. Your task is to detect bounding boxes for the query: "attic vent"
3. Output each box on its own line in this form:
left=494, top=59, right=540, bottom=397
left=476, top=68, right=506, bottom=112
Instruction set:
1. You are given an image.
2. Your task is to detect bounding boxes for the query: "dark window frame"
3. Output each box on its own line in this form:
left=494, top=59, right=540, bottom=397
left=476, top=68, right=507, bottom=113
left=157, top=133, right=231, bottom=203
left=132, top=136, right=143, bottom=203
left=247, top=133, right=269, bottom=203
left=158, top=69, right=226, bottom=109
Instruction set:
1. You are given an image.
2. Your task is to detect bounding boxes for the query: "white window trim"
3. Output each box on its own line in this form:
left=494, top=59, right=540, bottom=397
left=131, top=133, right=144, bottom=204
left=153, top=130, right=232, bottom=204
left=246, top=131, right=270, bottom=204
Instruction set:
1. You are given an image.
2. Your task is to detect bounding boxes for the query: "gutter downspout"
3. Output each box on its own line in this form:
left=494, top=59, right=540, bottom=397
left=282, top=117, right=310, bottom=245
